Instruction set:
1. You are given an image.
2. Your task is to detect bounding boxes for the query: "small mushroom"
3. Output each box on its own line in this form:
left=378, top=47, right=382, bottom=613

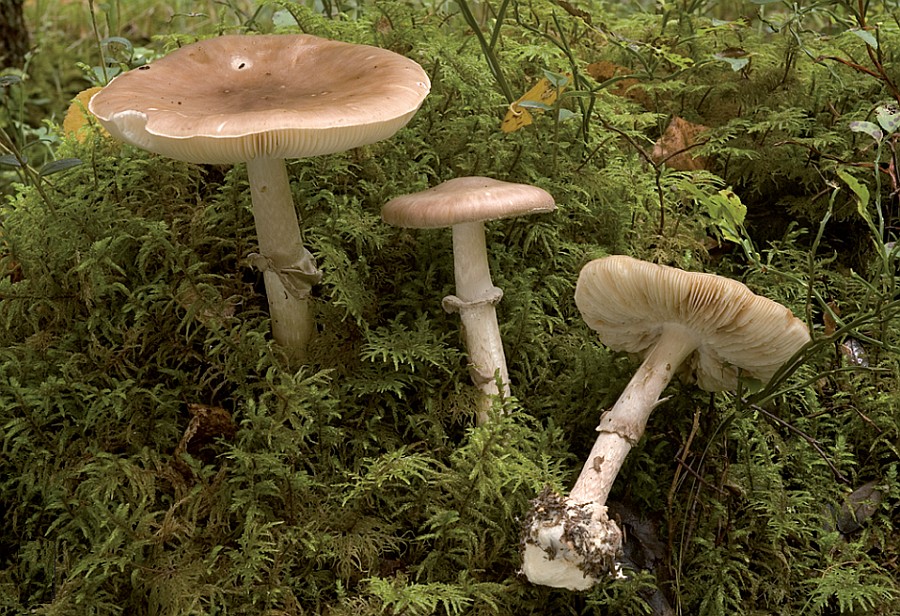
left=89, top=34, right=431, bottom=363
left=382, top=177, right=556, bottom=424
left=522, top=255, right=811, bottom=589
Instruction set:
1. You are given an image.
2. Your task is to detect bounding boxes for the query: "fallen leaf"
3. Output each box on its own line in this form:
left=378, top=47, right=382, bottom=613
left=0, top=232, right=22, bottom=282
left=176, top=283, right=237, bottom=328
left=651, top=116, right=709, bottom=171
left=62, top=86, right=108, bottom=141
left=586, top=61, right=650, bottom=107
left=501, top=74, right=569, bottom=133
left=823, top=301, right=839, bottom=336
left=174, top=403, right=237, bottom=459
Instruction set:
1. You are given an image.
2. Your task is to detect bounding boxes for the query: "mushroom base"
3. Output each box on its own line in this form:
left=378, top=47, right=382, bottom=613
left=520, top=488, right=623, bottom=590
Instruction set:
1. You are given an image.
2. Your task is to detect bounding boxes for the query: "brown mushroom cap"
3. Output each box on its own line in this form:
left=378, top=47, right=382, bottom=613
left=88, top=34, right=431, bottom=164
left=575, top=255, right=811, bottom=391
left=381, top=176, right=556, bottom=228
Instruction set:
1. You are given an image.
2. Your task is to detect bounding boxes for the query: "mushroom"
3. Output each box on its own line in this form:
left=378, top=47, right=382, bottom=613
left=522, top=255, right=811, bottom=589
left=88, top=34, right=431, bottom=363
left=381, top=177, right=556, bottom=424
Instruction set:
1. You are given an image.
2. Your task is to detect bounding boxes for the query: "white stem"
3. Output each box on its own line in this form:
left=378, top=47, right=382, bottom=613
left=452, top=221, right=495, bottom=301
left=246, top=157, right=318, bottom=364
left=520, top=324, right=700, bottom=589
left=449, top=221, right=510, bottom=424
left=569, top=323, right=700, bottom=505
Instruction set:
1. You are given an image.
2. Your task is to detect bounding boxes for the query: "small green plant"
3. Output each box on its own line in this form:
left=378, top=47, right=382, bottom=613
left=0, top=73, right=83, bottom=207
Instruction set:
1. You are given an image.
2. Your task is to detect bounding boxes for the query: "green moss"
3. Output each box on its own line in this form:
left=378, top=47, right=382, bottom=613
left=1, top=1, right=899, bottom=614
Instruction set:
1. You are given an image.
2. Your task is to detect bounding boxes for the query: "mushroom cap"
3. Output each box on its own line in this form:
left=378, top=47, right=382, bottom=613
left=381, top=176, right=556, bottom=228
left=574, top=255, right=811, bottom=391
left=88, top=34, right=431, bottom=164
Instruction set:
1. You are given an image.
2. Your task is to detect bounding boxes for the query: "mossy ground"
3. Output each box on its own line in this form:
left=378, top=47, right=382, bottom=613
left=1, top=1, right=898, bottom=614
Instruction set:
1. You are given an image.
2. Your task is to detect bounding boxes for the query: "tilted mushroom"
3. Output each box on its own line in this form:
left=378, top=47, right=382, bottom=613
left=89, top=34, right=430, bottom=363
left=522, top=255, right=811, bottom=589
left=382, top=177, right=556, bottom=424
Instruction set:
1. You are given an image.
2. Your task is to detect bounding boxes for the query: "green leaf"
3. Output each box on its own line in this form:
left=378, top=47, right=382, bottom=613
left=0, top=154, right=23, bottom=168
left=837, top=168, right=872, bottom=225
left=518, top=100, right=553, bottom=111
left=707, top=189, right=748, bottom=244
left=540, top=69, right=569, bottom=89
left=683, top=184, right=748, bottom=245
left=849, top=28, right=878, bottom=48
left=875, top=105, right=900, bottom=134
left=0, top=74, right=23, bottom=88
left=715, top=53, right=749, bottom=71
left=271, top=8, right=296, bottom=29
left=101, top=36, right=134, bottom=58
left=40, top=158, right=83, bottom=177
left=849, top=120, right=883, bottom=142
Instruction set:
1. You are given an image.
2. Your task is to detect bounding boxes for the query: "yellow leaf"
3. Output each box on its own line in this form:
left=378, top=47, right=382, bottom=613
left=501, top=75, right=569, bottom=133
left=62, top=86, right=108, bottom=142
left=501, top=103, right=535, bottom=133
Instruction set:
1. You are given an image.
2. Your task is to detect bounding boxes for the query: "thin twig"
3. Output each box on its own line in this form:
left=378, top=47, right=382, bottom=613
left=746, top=401, right=849, bottom=485
left=673, top=456, right=727, bottom=496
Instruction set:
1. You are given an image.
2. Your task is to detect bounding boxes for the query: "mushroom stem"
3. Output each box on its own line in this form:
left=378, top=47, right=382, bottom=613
left=452, top=221, right=495, bottom=300
left=520, top=323, right=699, bottom=589
left=570, top=323, right=699, bottom=505
left=246, top=157, right=321, bottom=363
left=445, top=221, right=511, bottom=425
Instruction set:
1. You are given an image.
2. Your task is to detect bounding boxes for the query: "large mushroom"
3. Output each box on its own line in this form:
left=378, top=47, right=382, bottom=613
left=522, top=255, right=811, bottom=589
left=382, top=177, right=556, bottom=424
left=89, top=34, right=431, bottom=363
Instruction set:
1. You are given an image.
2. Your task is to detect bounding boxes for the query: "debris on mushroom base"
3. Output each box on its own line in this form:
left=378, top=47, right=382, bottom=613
left=520, top=487, right=624, bottom=590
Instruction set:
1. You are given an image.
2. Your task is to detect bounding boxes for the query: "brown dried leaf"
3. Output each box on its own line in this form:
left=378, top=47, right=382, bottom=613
left=823, top=301, right=840, bottom=336
left=175, top=284, right=237, bottom=328
left=0, top=232, right=22, bottom=282
left=651, top=116, right=709, bottom=171
left=585, top=61, right=650, bottom=108
left=174, top=403, right=237, bottom=460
